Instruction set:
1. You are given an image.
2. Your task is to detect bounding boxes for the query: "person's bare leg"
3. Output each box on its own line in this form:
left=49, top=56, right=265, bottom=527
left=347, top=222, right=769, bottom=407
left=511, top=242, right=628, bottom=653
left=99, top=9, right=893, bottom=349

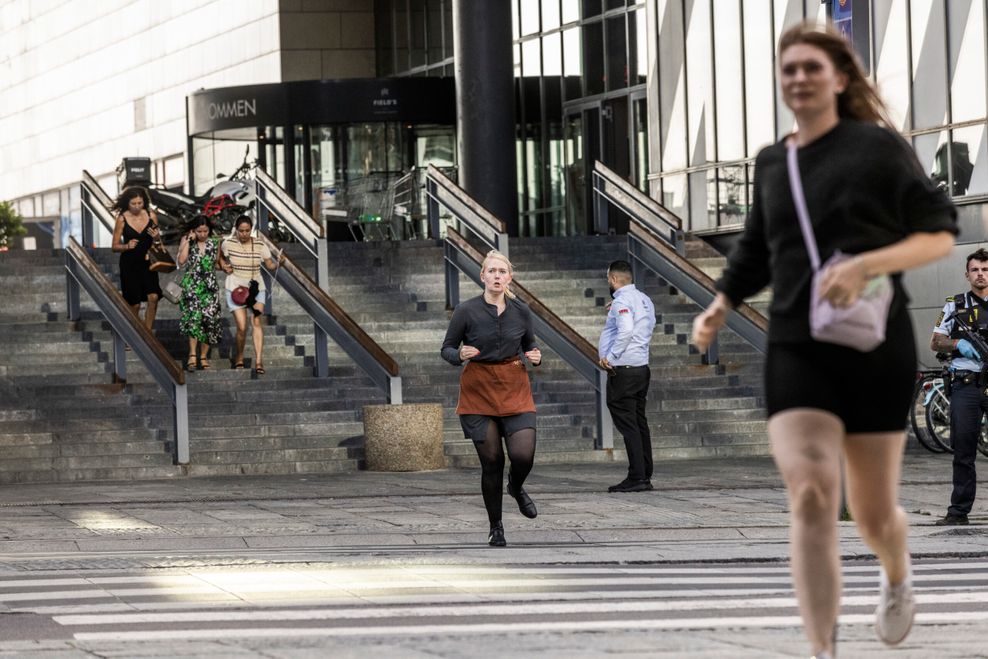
left=232, top=309, right=247, bottom=366
left=187, top=338, right=198, bottom=368
left=144, top=294, right=159, bottom=330
left=843, top=432, right=910, bottom=583
left=768, top=409, right=844, bottom=656
left=251, top=305, right=264, bottom=369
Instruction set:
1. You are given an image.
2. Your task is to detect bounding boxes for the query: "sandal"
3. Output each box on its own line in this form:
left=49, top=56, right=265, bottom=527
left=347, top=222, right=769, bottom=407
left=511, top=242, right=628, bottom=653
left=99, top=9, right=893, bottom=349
left=186, top=357, right=197, bottom=372
left=254, top=364, right=266, bottom=375
left=200, top=359, right=211, bottom=369
left=233, top=361, right=245, bottom=369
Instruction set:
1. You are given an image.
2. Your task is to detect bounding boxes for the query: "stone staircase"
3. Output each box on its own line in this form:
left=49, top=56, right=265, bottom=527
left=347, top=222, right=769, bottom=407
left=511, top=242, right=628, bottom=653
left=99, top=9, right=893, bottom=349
left=0, top=249, right=182, bottom=483
left=506, top=235, right=770, bottom=459
left=0, top=234, right=770, bottom=483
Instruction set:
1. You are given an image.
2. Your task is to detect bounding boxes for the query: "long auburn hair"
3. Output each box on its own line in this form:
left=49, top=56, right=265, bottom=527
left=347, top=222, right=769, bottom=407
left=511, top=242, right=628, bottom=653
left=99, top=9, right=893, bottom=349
left=779, top=21, right=894, bottom=129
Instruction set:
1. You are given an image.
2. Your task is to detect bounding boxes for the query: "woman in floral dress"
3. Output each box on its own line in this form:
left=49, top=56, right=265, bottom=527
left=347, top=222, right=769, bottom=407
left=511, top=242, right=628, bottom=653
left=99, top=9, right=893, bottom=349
left=177, top=216, right=223, bottom=370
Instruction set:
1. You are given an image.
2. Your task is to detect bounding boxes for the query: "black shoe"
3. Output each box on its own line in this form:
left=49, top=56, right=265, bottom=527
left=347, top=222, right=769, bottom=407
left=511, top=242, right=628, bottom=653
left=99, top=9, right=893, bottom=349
left=608, top=478, right=651, bottom=493
left=507, top=474, right=538, bottom=519
left=488, top=522, right=506, bottom=547
left=935, top=513, right=969, bottom=526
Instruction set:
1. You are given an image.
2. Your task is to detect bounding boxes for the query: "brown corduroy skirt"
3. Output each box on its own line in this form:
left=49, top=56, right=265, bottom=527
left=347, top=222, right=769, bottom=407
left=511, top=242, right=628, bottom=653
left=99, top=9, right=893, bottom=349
left=456, top=359, right=536, bottom=416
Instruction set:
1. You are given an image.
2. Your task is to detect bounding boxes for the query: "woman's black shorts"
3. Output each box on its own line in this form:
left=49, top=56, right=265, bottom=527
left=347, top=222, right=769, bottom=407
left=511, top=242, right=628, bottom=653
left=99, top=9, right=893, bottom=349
left=765, top=310, right=916, bottom=433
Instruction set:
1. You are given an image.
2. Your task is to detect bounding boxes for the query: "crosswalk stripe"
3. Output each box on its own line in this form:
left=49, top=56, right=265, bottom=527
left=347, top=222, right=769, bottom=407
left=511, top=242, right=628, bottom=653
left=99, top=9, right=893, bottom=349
left=2, top=559, right=984, bottom=644
left=66, top=611, right=988, bottom=642
left=17, top=581, right=985, bottom=615
left=49, top=590, right=988, bottom=627
left=1, top=572, right=986, bottom=603
left=3, top=560, right=986, bottom=588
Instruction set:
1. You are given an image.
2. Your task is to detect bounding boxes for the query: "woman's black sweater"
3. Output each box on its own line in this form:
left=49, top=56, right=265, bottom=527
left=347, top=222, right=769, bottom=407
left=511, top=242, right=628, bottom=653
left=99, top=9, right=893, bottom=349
left=716, top=120, right=957, bottom=343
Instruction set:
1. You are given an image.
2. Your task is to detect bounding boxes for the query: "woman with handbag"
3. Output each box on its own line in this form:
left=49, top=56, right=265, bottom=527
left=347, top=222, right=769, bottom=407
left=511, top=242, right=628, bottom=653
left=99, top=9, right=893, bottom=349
left=110, top=187, right=163, bottom=330
left=177, top=216, right=223, bottom=371
left=441, top=249, right=542, bottom=548
left=691, top=23, right=957, bottom=659
left=219, top=215, right=283, bottom=374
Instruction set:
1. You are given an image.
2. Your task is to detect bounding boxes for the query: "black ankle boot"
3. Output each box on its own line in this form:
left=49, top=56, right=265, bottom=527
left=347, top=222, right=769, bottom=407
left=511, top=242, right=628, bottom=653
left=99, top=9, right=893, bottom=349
left=488, top=521, right=506, bottom=547
left=507, top=474, right=538, bottom=519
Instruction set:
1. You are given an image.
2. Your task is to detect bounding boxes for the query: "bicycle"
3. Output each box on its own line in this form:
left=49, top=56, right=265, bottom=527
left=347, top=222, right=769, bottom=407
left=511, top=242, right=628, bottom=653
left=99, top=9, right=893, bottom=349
left=910, top=367, right=988, bottom=457
left=910, top=369, right=949, bottom=453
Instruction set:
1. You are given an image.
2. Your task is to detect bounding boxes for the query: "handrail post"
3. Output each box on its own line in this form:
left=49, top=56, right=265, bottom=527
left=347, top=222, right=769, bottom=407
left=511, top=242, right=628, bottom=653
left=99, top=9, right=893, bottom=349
left=262, top=267, right=274, bottom=316
left=444, top=241, right=460, bottom=310
left=81, top=185, right=94, bottom=249
left=314, top=325, right=329, bottom=378
left=173, top=384, right=190, bottom=464
left=596, top=369, right=614, bottom=449
left=704, top=336, right=720, bottom=366
left=495, top=231, right=509, bottom=259
left=112, top=329, right=127, bottom=383
left=316, top=234, right=330, bottom=291
left=593, top=172, right=610, bottom=235
left=388, top=375, right=402, bottom=405
left=65, top=253, right=81, bottom=321
left=427, top=179, right=440, bottom=240
left=256, top=180, right=269, bottom=234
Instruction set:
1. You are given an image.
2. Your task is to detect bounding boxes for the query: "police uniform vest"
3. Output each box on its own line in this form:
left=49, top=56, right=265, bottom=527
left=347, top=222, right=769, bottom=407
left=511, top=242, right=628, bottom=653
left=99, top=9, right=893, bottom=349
left=948, top=292, right=988, bottom=358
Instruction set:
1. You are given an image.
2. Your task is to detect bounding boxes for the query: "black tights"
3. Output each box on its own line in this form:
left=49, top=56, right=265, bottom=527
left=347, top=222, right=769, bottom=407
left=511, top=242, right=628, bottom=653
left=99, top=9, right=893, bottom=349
left=473, top=421, right=536, bottom=527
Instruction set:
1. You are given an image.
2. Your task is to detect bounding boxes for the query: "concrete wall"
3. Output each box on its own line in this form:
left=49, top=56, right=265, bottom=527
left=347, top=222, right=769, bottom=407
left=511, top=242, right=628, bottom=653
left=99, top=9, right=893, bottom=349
left=0, top=0, right=283, bottom=201
left=278, top=0, right=375, bottom=81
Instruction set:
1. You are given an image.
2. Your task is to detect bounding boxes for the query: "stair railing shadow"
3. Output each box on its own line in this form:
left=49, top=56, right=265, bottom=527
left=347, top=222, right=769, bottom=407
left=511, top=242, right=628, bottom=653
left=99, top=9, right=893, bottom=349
left=592, top=160, right=767, bottom=364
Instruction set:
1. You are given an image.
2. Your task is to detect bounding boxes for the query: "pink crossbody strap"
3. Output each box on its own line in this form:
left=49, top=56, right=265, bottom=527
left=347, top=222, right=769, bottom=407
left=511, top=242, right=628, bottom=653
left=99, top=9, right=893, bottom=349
left=786, top=139, right=822, bottom=272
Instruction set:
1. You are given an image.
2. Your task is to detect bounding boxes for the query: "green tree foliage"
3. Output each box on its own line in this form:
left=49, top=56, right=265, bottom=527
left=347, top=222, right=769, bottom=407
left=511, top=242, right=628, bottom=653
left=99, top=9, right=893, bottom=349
left=0, top=201, right=27, bottom=249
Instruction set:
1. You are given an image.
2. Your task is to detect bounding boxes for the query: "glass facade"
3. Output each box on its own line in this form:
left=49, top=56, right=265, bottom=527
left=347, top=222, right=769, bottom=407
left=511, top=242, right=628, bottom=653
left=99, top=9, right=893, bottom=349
left=378, top=0, right=649, bottom=237
left=651, top=0, right=988, bottom=233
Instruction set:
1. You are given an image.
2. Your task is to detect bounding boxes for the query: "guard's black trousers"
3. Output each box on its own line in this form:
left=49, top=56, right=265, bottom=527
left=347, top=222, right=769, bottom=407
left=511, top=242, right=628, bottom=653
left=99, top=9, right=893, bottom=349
left=948, top=380, right=987, bottom=516
left=606, top=366, right=652, bottom=481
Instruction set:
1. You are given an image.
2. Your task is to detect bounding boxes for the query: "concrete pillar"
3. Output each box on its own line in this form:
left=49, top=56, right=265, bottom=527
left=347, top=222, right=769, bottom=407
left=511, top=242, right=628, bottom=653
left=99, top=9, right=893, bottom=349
left=452, top=0, right=518, bottom=236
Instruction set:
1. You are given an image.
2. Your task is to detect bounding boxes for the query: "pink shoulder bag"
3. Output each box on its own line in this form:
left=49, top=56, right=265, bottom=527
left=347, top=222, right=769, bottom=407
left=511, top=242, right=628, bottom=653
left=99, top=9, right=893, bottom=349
left=786, top=139, right=893, bottom=352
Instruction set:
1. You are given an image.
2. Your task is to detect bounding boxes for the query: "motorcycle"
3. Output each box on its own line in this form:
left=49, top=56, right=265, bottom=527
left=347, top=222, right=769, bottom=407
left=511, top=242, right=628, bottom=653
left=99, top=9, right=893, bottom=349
left=149, top=146, right=255, bottom=243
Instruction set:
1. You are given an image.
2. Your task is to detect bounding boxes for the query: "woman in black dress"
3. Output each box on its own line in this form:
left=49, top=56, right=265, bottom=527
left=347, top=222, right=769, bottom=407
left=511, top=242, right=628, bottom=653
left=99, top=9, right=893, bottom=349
left=110, top=187, right=162, bottom=330
left=692, top=23, right=956, bottom=658
left=441, top=250, right=542, bottom=547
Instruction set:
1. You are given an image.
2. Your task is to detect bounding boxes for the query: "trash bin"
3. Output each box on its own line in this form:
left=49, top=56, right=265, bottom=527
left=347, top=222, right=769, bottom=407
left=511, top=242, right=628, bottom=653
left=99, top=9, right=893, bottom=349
left=362, top=403, right=445, bottom=471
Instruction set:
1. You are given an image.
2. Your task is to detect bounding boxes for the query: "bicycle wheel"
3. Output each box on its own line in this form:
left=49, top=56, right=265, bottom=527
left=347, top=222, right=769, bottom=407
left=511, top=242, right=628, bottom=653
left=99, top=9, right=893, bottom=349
left=910, top=374, right=946, bottom=453
left=925, top=382, right=953, bottom=452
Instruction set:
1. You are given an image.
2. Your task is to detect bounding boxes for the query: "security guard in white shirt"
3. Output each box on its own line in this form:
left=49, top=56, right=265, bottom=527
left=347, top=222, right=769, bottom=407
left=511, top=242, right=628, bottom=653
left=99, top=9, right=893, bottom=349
left=598, top=260, right=657, bottom=493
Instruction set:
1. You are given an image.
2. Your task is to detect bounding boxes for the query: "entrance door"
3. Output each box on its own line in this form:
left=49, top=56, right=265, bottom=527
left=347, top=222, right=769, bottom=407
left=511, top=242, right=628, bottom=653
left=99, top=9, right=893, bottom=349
left=601, top=96, right=630, bottom=234
left=563, top=106, right=600, bottom=235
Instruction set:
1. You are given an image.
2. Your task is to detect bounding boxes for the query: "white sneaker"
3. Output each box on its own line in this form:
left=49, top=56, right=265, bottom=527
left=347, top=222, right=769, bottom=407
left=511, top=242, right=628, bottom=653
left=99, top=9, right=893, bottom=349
left=875, top=558, right=915, bottom=645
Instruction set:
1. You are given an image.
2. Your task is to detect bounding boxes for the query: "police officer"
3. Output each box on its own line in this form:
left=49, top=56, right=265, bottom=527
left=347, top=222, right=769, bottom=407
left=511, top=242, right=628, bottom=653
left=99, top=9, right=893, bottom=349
left=930, top=247, right=988, bottom=525
left=598, top=260, right=657, bottom=493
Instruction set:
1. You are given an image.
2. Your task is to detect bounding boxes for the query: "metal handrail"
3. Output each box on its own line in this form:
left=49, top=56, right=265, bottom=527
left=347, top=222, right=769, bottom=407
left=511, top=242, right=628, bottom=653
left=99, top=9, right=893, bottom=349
left=80, top=170, right=117, bottom=248
left=629, top=223, right=767, bottom=359
left=254, top=233, right=402, bottom=403
left=63, top=237, right=190, bottom=463
left=591, top=161, right=768, bottom=362
left=255, top=168, right=324, bottom=246
left=425, top=164, right=508, bottom=255
left=254, top=167, right=330, bottom=292
left=444, top=229, right=613, bottom=449
left=592, top=161, right=684, bottom=253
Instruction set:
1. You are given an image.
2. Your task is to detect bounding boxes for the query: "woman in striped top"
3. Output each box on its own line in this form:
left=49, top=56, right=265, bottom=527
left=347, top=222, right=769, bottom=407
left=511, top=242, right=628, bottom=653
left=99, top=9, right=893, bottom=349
left=219, top=216, right=283, bottom=374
